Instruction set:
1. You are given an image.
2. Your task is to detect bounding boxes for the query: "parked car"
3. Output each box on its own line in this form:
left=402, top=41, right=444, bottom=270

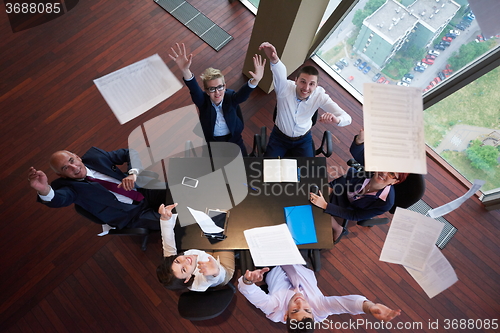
left=372, top=73, right=381, bottom=82
left=440, top=40, right=451, bottom=47
left=397, top=81, right=409, bottom=87
left=332, top=65, right=341, bottom=73
left=442, top=36, right=453, bottom=42
left=414, top=65, right=426, bottom=72
left=434, top=44, right=446, bottom=50
left=426, top=54, right=437, bottom=60
left=417, top=61, right=428, bottom=68
left=402, top=77, right=412, bottom=84
left=438, top=72, right=446, bottom=80
left=377, top=76, right=386, bottom=83
left=363, top=66, right=371, bottom=74
left=428, top=50, right=440, bottom=56
left=354, top=58, right=362, bottom=67
left=475, top=34, right=485, bottom=43
left=358, top=61, right=367, bottom=70
left=450, top=29, right=461, bottom=35
left=404, top=73, right=414, bottom=80
left=460, top=20, right=471, bottom=27
left=335, top=61, right=345, bottom=69
left=383, top=80, right=390, bottom=84
left=456, top=24, right=466, bottom=31
left=445, top=33, right=456, bottom=39
left=422, top=58, right=434, bottom=65
left=339, top=58, right=349, bottom=67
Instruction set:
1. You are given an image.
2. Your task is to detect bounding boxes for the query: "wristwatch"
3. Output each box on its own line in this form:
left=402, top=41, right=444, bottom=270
left=242, top=276, right=253, bottom=285
left=128, top=169, right=139, bottom=176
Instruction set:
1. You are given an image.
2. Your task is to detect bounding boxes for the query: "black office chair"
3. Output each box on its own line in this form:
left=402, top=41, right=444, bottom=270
left=249, top=105, right=333, bottom=157
left=343, top=160, right=426, bottom=228
left=74, top=205, right=152, bottom=251
left=177, top=283, right=236, bottom=321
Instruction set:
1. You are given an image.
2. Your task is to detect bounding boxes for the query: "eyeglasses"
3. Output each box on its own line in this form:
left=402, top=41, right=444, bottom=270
left=206, top=84, right=225, bottom=93
left=387, top=172, right=399, bottom=180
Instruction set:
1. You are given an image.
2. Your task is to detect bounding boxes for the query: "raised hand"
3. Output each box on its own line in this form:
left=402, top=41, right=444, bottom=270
left=244, top=267, right=270, bottom=284
left=28, top=167, right=50, bottom=196
left=158, top=203, right=178, bottom=220
left=168, top=42, right=193, bottom=79
left=369, top=303, right=402, bottom=322
left=319, top=112, right=340, bottom=124
left=248, top=54, right=266, bottom=85
left=258, top=42, right=279, bottom=64
left=198, top=256, right=220, bottom=277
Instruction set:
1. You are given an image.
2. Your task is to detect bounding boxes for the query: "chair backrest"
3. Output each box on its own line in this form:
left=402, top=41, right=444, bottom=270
left=389, top=173, right=426, bottom=214
left=74, top=204, right=151, bottom=250
left=177, top=283, right=236, bottom=321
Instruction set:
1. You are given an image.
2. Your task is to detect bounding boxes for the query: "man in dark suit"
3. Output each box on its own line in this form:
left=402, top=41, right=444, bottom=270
left=28, top=147, right=167, bottom=230
left=169, top=42, right=266, bottom=156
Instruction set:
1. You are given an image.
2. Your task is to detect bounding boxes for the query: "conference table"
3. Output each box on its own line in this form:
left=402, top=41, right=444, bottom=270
left=168, top=156, right=334, bottom=251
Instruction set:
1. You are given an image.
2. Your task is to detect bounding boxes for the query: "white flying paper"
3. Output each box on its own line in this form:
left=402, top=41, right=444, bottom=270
left=363, top=83, right=427, bottom=174
left=380, top=208, right=444, bottom=271
left=244, top=224, right=306, bottom=267
left=187, top=207, right=224, bottom=234
left=428, top=179, right=485, bottom=218
left=94, top=54, right=182, bottom=124
left=405, top=246, right=458, bottom=298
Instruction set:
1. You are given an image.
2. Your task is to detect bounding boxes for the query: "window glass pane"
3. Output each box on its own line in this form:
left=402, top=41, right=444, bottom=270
left=315, top=0, right=498, bottom=96
left=425, top=66, right=500, bottom=193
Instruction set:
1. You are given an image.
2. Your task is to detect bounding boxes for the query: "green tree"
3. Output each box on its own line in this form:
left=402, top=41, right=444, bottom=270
left=448, top=41, right=491, bottom=69
left=352, top=9, right=366, bottom=29
left=466, top=140, right=500, bottom=170
left=351, top=0, right=386, bottom=29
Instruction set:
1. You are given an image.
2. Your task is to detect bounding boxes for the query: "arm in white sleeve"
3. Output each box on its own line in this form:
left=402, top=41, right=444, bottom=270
left=38, top=186, right=55, bottom=202
left=270, top=60, right=289, bottom=96
left=160, top=214, right=178, bottom=257
left=321, top=96, right=352, bottom=127
left=319, top=295, right=367, bottom=316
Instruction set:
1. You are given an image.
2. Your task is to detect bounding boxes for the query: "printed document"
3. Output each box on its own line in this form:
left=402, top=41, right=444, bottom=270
left=94, top=54, right=182, bottom=124
left=244, top=224, right=306, bottom=267
left=405, top=246, right=458, bottom=298
left=380, top=208, right=444, bottom=271
left=363, top=83, right=427, bottom=174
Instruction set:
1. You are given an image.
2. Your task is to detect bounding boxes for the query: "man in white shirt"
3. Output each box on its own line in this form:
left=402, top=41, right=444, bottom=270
left=238, top=265, right=401, bottom=332
left=259, top=42, right=352, bottom=157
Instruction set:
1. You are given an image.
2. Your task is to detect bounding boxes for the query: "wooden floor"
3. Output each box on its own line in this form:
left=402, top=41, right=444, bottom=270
left=1, top=0, right=499, bottom=332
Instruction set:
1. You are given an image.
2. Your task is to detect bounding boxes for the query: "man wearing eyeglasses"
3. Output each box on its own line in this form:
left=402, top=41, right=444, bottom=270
left=169, top=43, right=266, bottom=156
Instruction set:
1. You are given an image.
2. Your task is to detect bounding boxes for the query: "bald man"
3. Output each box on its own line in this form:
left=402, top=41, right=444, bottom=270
left=29, top=147, right=168, bottom=230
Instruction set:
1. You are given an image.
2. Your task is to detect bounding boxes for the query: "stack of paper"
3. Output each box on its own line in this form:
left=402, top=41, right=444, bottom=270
left=380, top=208, right=458, bottom=298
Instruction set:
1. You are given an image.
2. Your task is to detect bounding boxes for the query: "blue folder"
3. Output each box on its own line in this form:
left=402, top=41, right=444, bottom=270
left=284, top=205, right=317, bottom=245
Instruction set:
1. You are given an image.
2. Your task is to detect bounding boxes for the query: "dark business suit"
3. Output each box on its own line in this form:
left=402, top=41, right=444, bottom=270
left=37, top=147, right=165, bottom=229
left=324, top=137, right=395, bottom=221
left=184, top=77, right=254, bottom=156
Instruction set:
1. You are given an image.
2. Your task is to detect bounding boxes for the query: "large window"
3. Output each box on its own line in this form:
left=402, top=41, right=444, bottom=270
left=425, top=66, right=500, bottom=192
left=313, top=0, right=500, bottom=197
left=314, top=0, right=498, bottom=98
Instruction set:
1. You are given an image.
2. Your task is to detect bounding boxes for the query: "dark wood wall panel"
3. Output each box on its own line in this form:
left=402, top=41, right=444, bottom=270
left=1, top=0, right=499, bottom=332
